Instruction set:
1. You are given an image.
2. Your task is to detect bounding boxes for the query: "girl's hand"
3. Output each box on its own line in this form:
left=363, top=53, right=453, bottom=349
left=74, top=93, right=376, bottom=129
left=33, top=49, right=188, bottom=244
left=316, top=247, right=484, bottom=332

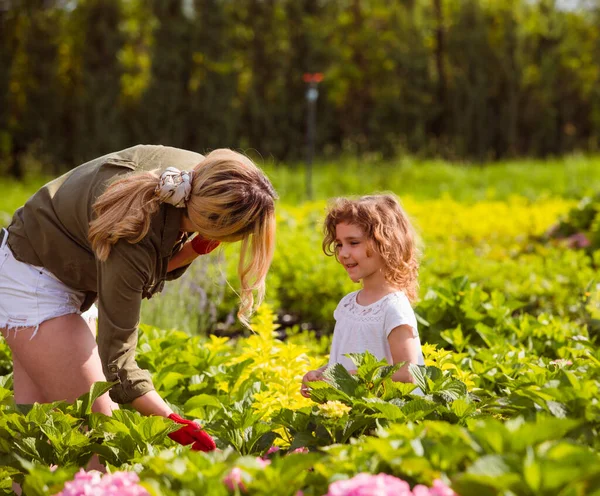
left=167, top=413, right=216, bottom=452
left=301, top=369, right=324, bottom=398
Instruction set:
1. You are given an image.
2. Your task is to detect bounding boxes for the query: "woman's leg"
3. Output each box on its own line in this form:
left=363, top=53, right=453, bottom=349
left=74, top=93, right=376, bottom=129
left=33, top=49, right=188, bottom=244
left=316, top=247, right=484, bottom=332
left=7, top=354, right=43, bottom=496
left=1, top=313, right=118, bottom=414
left=12, top=354, right=47, bottom=404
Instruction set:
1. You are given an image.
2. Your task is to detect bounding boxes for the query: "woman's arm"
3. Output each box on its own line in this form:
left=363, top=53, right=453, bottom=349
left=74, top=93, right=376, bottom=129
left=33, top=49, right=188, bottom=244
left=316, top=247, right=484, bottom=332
left=167, top=236, right=220, bottom=272
left=387, top=324, right=419, bottom=383
left=167, top=240, right=199, bottom=272
left=95, top=242, right=157, bottom=405
left=131, top=390, right=173, bottom=417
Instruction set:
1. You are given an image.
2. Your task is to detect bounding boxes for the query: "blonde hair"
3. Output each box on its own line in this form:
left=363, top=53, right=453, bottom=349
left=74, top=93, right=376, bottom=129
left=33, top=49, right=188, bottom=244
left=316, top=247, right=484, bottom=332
left=322, top=194, right=420, bottom=301
left=88, top=148, right=278, bottom=327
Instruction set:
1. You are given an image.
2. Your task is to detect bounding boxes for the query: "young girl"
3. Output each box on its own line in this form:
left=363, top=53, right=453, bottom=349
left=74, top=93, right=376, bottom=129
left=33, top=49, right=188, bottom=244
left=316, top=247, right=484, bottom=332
left=0, top=144, right=277, bottom=451
left=301, top=194, right=424, bottom=397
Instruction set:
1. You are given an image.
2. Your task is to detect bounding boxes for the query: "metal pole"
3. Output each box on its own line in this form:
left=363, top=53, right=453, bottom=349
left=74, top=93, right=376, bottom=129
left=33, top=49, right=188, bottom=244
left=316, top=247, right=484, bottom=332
left=306, top=82, right=318, bottom=200
left=303, top=72, right=322, bottom=200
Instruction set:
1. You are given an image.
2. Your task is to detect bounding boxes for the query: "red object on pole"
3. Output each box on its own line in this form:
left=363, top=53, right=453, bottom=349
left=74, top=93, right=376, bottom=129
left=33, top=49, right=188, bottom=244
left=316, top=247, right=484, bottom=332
left=303, top=73, right=324, bottom=83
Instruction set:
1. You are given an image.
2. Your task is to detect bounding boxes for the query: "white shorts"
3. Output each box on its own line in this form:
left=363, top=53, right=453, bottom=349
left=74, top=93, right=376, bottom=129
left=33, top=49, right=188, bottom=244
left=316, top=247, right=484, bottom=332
left=0, top=228, right=98, bottom=337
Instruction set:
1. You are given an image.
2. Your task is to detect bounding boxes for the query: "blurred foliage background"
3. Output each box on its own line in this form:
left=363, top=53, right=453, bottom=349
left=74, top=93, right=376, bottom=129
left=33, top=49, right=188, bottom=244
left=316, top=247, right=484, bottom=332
left=1, top=0, right=600, bottom=177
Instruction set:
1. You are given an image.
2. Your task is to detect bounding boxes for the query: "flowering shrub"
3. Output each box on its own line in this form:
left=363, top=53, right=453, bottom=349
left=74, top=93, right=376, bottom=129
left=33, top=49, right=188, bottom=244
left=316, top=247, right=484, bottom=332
left=325, top=473, right=413, bottom=496
left=223, top=457, right=271, bottom=493
left=223, top=467, right=247, bottom=492
left=317, top=400, right=352, bottom=418
left=1, top=183, right=599, bottom=496
left=546, top=194, right=600, bottom=251
left=325, top=473, right=456, bottom=496
left=413, top=479, right=458, bottom=496
left=55, top=469, right=149, bottom=496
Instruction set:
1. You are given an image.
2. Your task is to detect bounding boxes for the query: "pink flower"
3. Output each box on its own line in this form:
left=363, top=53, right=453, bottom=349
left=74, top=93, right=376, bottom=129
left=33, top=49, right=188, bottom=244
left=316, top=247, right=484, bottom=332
left=550, top=359, right=573, bottom=367
left=223, top=458, right=270, bottom=493
left=223, top=467, right=247, bottom=493
left=413, top=485, right=430, bottom=496
left=290, top=447, right=309, bottom=455
left=55, top=469, right=149, bottom=496
left=325, top=474, right=458, bottom=496
left=429, top=479, right=457, bottom=496
left=325, top=473, right=413, bottom=496
left=412, top=480, right=458, bottom=496
left=255, top=457, right=271, bottom=468
left=566, top=232, right=591, bottom=249
left=266, top=445, right=280, bottom=455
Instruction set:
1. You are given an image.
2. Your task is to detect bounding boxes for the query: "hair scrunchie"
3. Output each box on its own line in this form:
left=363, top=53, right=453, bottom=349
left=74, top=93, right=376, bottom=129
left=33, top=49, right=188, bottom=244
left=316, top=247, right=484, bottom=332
left=155, top=167, right=194, bottom=208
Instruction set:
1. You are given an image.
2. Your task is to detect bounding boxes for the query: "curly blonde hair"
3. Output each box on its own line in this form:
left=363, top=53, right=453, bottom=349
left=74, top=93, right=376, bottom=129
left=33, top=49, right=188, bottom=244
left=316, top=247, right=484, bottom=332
left=322, top=194, right=420, bottom=301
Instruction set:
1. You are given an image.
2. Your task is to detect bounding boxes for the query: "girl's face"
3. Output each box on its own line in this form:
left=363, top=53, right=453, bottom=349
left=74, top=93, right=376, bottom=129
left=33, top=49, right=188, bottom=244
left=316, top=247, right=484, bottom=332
left=334, top=222, right=386, bottom=284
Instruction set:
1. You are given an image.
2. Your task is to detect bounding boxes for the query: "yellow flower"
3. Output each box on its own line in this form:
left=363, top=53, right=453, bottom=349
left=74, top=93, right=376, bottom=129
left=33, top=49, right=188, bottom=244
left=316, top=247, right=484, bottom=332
left=317, top=400, right=351, bottom=419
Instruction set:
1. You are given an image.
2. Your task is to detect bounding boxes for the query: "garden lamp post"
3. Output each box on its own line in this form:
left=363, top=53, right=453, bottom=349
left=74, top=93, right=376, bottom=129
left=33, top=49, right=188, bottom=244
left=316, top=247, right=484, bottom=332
left=303, top=72, right=323, bottom=200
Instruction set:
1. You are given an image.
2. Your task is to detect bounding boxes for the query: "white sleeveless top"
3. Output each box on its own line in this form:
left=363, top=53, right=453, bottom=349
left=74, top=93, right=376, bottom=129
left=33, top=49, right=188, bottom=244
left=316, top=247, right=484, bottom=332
left=328, top=290, right=425, bottom=371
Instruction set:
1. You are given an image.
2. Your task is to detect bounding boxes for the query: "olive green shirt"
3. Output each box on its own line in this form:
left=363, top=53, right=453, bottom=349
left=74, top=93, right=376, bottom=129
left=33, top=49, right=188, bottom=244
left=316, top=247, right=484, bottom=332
left=7, top=145, right=204, bottom=404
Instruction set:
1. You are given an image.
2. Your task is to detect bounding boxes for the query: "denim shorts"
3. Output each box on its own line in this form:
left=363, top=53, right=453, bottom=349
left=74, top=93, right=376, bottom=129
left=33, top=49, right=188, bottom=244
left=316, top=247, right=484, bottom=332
left=0, top=228, right=97, bottom=337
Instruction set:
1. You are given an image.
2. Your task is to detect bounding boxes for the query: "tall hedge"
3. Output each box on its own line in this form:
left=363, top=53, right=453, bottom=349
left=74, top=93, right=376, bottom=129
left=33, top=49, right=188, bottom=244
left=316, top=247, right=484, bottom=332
left=1, top=0, right=599, bottom=174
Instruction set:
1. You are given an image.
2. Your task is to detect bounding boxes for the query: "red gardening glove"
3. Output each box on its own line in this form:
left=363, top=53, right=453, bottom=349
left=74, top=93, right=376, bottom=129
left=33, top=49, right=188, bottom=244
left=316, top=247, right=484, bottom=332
left=191, top=235, right=220, bottom=255
left=167, top=413, right=216, bottom=452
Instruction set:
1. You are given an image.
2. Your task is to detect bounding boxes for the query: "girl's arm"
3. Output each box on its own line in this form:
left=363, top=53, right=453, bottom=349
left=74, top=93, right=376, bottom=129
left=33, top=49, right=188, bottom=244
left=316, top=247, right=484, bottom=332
left=387, top=325, right=420, bottom=383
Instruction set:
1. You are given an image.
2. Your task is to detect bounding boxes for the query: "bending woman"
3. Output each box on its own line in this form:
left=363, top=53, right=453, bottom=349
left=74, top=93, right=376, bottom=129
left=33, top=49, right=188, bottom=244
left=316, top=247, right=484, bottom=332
left=0, top=145, right=277, bottom=451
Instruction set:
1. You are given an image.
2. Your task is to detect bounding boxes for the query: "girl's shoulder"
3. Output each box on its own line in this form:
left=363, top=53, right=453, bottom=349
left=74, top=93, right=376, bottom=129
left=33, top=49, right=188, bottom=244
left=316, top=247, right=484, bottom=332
left=386, top=290, right=413, bottom=310
left=384, top=291, right=419, bottom=336
left=334, top=290, right=411, bottom=322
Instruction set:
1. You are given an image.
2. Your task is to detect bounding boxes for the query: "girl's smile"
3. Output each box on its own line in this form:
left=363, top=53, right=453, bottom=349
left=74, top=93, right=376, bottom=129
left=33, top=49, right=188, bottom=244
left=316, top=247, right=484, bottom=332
left=335, top=222, right=386, bottom=285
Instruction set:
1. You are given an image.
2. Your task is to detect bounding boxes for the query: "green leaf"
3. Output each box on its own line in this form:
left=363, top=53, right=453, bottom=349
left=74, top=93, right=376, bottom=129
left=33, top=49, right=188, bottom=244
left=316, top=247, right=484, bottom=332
left=308, top=379, right=352, bottom=404
left=138, top=416, right=179, bottom=444
left=408, top=364, right=429, bottom=393
left=289, top=431, right=319, bottom=451
left=467, top=454, right=514, bottom=478
left=434, top=380, right=467, bottom=403
left=381, top=380, right=417, bottom=400
left=523, top=447, right=541, bottom=492
left=400, top=398, right=438, bottom=421
left=358, top=398, right=405, bottom=421
left=450, top=397, right=477, bottom=419
left=545, top=400, right=567, bottom=418
left=87, top=382, right=117, bottom=414
left=508, top=417, right=580, bottom=452
left=322, top=364, right=359, bottom=397
left=183, top=394, right=223, bottom=413
left=340, top=417, right=374, bottom=443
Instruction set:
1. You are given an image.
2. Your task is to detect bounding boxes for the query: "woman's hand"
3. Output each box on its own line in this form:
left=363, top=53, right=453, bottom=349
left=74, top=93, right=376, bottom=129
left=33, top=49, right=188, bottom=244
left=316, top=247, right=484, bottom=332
left=190, top=235, right=220, bottom=255
left=167, top=413, right=216, bottom=452
left=130, top=392, right=215, bottom=451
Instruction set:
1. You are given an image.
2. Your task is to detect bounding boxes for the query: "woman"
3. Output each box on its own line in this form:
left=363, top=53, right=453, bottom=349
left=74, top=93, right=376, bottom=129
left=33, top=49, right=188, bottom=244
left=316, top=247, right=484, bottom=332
left=0, top=145, right=277, bottom=451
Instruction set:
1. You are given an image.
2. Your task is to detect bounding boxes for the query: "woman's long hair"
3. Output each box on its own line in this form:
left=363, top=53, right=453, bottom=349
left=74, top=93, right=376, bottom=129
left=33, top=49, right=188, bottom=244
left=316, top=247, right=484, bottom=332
left=88, top=148, right=277, bottom=327
left=322, top=194, right=420, bottom=301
